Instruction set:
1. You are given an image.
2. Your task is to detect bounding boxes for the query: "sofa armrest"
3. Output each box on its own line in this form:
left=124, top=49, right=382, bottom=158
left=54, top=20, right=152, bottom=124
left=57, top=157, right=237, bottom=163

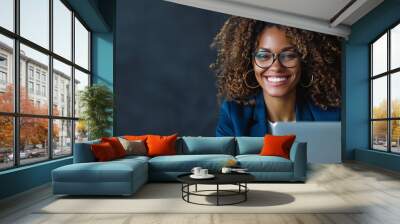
left=73, top=140, right=100, bottom=163
left=289, top=142, right=307, bottom=181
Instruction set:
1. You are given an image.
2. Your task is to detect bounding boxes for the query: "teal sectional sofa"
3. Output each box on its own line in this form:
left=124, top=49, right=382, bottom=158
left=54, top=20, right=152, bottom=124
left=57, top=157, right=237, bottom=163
left=52, top=137, right=307, bottom=196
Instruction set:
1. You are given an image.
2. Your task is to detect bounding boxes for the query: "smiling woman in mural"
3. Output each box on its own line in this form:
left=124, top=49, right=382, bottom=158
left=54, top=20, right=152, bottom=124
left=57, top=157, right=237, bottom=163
left=211, top=16, right=342, bottom=136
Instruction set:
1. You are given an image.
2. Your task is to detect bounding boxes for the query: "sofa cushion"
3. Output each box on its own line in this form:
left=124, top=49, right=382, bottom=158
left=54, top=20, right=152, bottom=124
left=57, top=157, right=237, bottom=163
left=147, top=134, right=178, bottom=157
left=260, top=135, right=296, bottom=159
left=118, top=137, right=147, bottom=156
left=52, top=158, right=147, bottom=183
left=236, top=137, right=263, bottom=155
left=180, top=137, right=235, bottom=155
left=236, top=155, right=293, bottom=172
left=90, top=142, right=118, bottom=161
left=101, top=137, right=127, bottom=158
left=148, top=154, right=235, bottom=172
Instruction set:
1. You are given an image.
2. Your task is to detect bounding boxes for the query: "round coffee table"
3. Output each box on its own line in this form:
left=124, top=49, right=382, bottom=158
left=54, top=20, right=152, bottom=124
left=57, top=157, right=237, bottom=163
left=177, top=173, right=255, bottom=206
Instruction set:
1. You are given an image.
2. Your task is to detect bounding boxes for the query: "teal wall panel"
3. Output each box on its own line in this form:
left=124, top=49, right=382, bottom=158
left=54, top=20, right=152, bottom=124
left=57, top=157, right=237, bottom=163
left=92, top=32, right=113, bottom=90
left=355, top=148, right=400, bottom=172
left=0, top=158, right=72, bottom=199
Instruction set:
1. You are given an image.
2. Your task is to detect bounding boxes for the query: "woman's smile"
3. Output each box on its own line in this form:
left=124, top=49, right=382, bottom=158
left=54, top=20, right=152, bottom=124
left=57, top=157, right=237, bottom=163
left=262, top=72, right=293, bottom=87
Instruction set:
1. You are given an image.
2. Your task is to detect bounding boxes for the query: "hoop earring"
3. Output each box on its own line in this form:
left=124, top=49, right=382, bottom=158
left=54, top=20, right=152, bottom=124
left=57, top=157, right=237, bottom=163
left=300, top=74, right=314, bottom=88
left=243, top=69, right=259, bottom=89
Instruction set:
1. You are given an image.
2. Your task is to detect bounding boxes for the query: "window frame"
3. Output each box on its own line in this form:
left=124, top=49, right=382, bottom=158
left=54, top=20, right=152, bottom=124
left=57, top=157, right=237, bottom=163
left=370, top=20, right=400, bottom=154
left=0, top=0, right=92, bottom=171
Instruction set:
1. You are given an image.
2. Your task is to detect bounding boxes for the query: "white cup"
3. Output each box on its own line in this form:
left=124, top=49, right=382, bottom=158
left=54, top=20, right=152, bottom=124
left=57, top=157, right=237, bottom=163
left=191, top=167, right=202, bottom=176
left=200, top=169, right=208, bottom=176
left=221, top=167, right=232, bottom=174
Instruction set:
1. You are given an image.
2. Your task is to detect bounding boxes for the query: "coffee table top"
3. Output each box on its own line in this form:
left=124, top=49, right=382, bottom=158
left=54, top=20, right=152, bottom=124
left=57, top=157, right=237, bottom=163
left=177, top=172, right=255, bottom=185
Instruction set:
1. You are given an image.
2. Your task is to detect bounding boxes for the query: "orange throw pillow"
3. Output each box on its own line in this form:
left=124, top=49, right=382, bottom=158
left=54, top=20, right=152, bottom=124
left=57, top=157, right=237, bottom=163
left=101, top=137, right=127, bottom=158
left=146, top=134, right=178, bottom=157
left=91, top=142, right=117, bottom=161
left=259, top=134, right=296, bottom=159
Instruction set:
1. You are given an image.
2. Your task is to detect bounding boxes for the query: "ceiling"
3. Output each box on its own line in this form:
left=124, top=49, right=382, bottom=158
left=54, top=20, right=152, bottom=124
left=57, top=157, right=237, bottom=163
left=163, top=0, right=384, bottom=38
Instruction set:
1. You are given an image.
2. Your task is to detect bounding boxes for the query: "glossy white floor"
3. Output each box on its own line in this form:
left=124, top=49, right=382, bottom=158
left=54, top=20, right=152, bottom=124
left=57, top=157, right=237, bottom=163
left=1, top=162, right=400, bottom=224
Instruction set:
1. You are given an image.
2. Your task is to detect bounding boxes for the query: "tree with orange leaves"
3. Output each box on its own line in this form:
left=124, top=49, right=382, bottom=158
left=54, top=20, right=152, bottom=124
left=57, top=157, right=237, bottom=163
left=0, top=84, right=59, bottom=151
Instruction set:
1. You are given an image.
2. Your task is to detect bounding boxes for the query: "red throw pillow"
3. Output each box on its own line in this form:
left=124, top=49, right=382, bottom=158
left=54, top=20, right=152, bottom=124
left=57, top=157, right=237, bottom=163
left=91, top=142, right=117, bottom=161
left=123, top=135, right=148, bottom=141
left=146, top=134, right=178, bottom=157
left=259, top=134, right=296, bottom=159
left=101, top=137, right=127, bottom=158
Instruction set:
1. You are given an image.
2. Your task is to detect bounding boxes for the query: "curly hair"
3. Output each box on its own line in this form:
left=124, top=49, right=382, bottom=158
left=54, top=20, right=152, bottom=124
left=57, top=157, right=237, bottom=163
left=210, top=16, right=342, bottom=110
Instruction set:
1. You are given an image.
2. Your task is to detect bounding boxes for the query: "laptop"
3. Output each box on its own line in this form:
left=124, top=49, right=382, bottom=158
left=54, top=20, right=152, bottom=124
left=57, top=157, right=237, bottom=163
left=271, top=122, right=341, bottom=163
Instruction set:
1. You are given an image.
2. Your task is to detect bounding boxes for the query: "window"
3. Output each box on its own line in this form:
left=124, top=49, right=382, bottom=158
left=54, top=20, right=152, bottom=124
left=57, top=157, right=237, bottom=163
left=41, top=73, right=46, bottom=83
left=35, top=83, right=40, bottom=95
left=74, top=18, right=89, bottom=70
left=370, top=23, right=400, bottom=154
left=35, top=70, right=40, bottom=81
left=0, top=116, right=13, bottom=170
left=42, top=85, right=46, bottom=97
left=54, top=89, right=58, bottom=99
left=0, top=54, right=8, bottom=90
left=0, top=0, right=91, bottom=170
left=0, top=34, right=13, bottom=113
left=20, top=0, right=49, bottom=49
left=53, top=0, right=72, bottom=60
left=0, top=55, right=7, bottom=67
left=0, top=71, right=6, bottom=85
left=53, top=59, right=72, bottom=117
left=53, top=119, right=72, bottom=158
left=74, top=69, right=89, bottom=119
left=28, top=67, right=34, bottom=80
left=28, top=81, right=34, bottom=94
left=0, top=0, right=14, bottom=32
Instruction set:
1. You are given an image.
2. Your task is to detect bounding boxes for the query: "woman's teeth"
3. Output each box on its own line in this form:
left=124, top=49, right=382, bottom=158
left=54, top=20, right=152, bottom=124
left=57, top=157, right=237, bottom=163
left=267, top=76, right=288, bottom=83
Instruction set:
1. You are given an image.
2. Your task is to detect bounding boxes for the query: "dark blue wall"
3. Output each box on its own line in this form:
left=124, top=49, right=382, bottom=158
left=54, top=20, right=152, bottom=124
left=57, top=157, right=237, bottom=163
left=344, top=0, right=400, bottom=170
left=114, top=0, right=228, bottom=136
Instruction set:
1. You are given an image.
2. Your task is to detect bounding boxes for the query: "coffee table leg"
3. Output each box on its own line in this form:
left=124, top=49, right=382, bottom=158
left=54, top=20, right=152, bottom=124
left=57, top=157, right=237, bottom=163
left=245, top=183, right=247, bottom=201
left=187, top=184, right=190, bottom=202
left=195, top=184, right=198, bottom=192
left=217, top=184, right=219, bottom=206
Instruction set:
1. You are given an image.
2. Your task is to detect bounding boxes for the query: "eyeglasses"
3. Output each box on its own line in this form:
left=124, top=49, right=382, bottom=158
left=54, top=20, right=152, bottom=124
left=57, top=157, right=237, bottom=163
left=253, top=49, right=300, bottom=69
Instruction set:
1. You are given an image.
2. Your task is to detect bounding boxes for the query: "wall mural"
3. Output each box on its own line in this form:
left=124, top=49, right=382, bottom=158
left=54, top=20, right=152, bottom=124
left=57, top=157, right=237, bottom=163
left=210, top=16, right=342, bottom=137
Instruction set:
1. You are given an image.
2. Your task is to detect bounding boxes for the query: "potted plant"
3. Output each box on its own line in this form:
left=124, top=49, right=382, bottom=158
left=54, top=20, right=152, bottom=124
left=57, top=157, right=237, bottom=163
left=79, top=84, right=113, bottom=140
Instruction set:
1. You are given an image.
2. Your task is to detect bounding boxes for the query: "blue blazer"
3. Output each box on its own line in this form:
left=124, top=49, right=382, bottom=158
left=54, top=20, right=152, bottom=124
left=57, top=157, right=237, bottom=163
left=216, top=91, right=340, bottom=137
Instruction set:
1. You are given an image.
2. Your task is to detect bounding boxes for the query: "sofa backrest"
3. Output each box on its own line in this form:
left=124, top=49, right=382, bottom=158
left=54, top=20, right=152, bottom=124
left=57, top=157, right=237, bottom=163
left=73, top=139, right=100, bottom=163
left=179, top=137, right=235, bottom=155
left=235, top=137, right=264, bottom=155
left=73, top=136, right=300, bottom=162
